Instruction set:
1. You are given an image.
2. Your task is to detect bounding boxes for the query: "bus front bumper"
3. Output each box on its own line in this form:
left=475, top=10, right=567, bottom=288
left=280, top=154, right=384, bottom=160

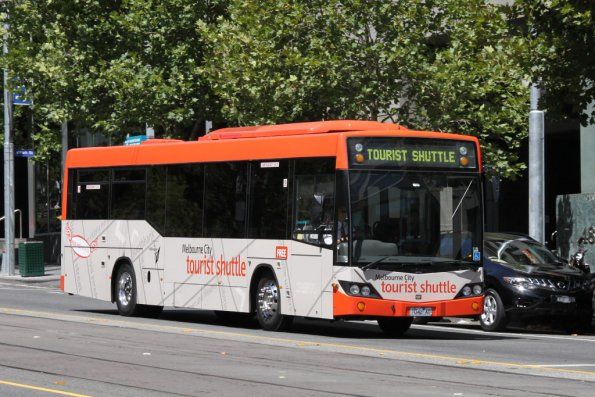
left=333, top=290, right=484, bottom=318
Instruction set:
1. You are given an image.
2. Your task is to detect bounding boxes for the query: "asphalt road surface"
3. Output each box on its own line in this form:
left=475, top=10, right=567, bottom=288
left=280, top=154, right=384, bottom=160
left=0, top=280, right=594, bottom=397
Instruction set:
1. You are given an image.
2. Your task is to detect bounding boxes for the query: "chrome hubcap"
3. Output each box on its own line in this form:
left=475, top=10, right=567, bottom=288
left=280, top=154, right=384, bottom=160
left=258, top=280, right=279, bottom=321
left=481, top=295, right=497, bottom=326
left=118, top=272, right=133, bottom=306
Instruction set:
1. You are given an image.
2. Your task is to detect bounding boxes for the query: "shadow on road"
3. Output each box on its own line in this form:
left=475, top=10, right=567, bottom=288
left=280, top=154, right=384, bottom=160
left=74, top=308, right=514, bottom=341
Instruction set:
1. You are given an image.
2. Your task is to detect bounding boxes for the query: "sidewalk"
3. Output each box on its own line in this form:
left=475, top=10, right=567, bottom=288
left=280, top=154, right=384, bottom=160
left=0, top=265, right=61, bottom=283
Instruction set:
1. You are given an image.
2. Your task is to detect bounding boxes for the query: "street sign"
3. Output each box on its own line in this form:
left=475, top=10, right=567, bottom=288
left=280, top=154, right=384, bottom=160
left=124, top=135, right=148, bottom=146
left=15, top=149, right=34, bottom=158
left=12, top=86, right=31, bottom=106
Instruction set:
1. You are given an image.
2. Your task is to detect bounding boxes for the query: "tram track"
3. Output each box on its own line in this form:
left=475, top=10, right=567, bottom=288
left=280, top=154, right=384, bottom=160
left=0, top=330, right=587, bottom=397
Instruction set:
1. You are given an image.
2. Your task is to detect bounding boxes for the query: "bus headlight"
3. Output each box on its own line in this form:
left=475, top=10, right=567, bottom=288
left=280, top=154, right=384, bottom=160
left=462, top=286, right=472, bottom=296
left=350, top=284, right=360, bottom=295
left=338, top=281, right=381, bottom=299
left=472, top=285, right=483, bottom=295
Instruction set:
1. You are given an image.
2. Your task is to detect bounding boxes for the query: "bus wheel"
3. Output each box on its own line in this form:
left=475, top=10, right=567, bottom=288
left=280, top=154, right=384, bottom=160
left=480, top=289, right=508, bottom=332
left=115, top=263, right=163, bottom=318
left=115, top=263, right=139, bottom=316
left=255, top=275, right=293, bottom=331
left=377, top=317, right=413, bottom=337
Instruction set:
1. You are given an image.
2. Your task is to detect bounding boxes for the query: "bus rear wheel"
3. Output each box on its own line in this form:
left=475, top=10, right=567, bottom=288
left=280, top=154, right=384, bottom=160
left=255, top=274, right=293, bottom=331
left=115, top=263, right=163, bottom=318
left=377, top=317, right=413, bottom=337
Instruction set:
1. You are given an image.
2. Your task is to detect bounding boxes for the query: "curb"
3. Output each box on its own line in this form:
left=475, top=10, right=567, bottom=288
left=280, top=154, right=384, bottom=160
left=0, top=274, right=60, bottom=284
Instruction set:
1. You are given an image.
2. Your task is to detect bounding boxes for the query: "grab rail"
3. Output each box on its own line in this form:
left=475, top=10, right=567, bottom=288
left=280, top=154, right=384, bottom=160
left=0, top=209, right=23, bottom=239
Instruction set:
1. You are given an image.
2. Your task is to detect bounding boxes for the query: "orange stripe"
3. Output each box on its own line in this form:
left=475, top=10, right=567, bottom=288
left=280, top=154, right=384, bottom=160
left=333, top=290, right=484, bottom=318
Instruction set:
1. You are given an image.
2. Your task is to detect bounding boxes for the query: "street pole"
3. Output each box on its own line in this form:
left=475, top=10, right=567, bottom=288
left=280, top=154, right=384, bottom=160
left=529, top=84, right=545, bottom=243
left=61, top=120, right=67, bottom=183
left=2, top=11, right=15, bottom=275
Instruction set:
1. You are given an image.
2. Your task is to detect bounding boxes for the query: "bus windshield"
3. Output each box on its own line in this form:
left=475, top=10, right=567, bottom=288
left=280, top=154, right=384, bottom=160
left=347, top=171, right=482, bottom=268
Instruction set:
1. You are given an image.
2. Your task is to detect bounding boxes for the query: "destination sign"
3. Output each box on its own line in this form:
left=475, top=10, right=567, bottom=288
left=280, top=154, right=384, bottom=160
left=348, top=138, right=477, bottom=169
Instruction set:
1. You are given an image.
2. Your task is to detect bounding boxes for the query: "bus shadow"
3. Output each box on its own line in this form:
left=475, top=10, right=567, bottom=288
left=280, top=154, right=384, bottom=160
left=75, top=308, right=514, bottom=340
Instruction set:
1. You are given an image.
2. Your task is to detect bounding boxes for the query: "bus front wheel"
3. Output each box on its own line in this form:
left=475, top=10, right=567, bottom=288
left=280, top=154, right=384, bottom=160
left=377, top=317, right=413, bottom=337
left=255, top=274, right=293, bottom=331
left=115, top=263, right=163, bottom=318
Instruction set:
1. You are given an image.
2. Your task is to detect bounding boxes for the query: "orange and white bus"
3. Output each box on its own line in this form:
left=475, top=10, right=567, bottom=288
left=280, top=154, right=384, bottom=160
left=61, top=120, right=484, bottom=335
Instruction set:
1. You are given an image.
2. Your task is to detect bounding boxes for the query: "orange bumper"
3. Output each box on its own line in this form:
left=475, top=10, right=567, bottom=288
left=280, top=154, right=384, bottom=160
left=333, top=290, right=483, bottom=318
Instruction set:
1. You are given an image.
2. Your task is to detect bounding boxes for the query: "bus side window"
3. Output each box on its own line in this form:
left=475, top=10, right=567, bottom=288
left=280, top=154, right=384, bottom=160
left=111, top=168, right=146, bottom=220
left=75, top=168, right=110, bottom=220
left=146, top=165, right=166, bottom=234
left=248, top=160, right=289, bottom=239
left=292, top=158, right=335, bottom=246
left=165, top=164, right=204, bottom=237
left=204, top=162, right=248, bottom=238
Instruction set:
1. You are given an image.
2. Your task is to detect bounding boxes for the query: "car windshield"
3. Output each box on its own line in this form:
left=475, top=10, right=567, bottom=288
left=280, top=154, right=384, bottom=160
left=484, top=238, right=561, bottom=268
left=346, top=171, right=482, bottom=267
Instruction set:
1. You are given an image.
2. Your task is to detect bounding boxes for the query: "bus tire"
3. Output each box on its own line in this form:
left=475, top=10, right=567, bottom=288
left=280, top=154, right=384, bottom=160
left=255, top=274, right=293, bottom=331
left=115, top=263, right=141, bottom=316
left=377, top=317, right=413, bottom=337
left=480, top=289, right=508, bottom=332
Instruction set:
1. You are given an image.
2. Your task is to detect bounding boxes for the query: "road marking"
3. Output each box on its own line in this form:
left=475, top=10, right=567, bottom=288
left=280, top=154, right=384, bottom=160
left=1, top=306, right=595, bottom=381
left=528, top=364, right=595, bottom=368
left=0, top=380, right=92, bottom=397
left=415, top=323, right=595, bottom=343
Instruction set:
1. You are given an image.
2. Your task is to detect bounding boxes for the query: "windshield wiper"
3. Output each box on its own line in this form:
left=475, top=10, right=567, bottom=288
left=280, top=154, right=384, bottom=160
left=420, top=259, right=480, bottom=270
left=360, top=256, right=391, bottom=271
left=452, top=179, right=474, bottom=219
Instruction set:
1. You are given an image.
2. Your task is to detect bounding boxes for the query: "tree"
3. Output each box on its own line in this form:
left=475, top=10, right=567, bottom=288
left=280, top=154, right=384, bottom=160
left=515, top=0, right=595, bottom=124
left=3, top=0, right=227, bottom=154
left=203, top=0, right=528, bottom=178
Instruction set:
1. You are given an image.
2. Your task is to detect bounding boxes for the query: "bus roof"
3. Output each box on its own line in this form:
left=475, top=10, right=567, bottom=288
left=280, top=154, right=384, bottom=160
left=64, top=120, right=481, bottom=170
left=200, top=120, right=404, bottom=140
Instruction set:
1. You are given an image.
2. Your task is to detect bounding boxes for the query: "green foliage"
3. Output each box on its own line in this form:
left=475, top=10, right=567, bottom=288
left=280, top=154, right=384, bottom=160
left=203, top=0, right=528, bottom=178
left=514, top=0, right=595, bottom=124
left=8, top=0, right=590, bottom=179
left=3, top=0, right=226, bottom=153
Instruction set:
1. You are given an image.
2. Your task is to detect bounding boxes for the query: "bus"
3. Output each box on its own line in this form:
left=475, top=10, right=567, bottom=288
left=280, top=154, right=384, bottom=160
left=61, top=120, right=484, bottom=336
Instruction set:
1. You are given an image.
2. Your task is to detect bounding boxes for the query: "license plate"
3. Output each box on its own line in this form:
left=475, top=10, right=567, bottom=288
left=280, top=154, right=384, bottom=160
left=556, top=295, right=575, bottom=304
left=409, top=307, right=433, bottom=316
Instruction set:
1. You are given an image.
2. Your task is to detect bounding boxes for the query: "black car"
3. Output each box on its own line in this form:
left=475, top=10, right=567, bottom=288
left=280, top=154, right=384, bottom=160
left=480, top=232, right=593, bottom=332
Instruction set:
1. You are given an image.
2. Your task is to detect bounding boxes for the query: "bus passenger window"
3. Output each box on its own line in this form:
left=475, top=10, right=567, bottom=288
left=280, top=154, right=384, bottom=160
left=204, top=162, right=247, bottom=238
left=165, top=164, right=204, bottom=237
left=248, top=160, right=289, bottom=239
left=111, top=168, right=146, bottom=220
left=292, top=158, right=335, bottom=246
left=75, top=169, right=110, bottom=219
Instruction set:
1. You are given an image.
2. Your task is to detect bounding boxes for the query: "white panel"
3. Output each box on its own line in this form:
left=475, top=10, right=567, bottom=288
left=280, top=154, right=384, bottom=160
left=137, top=269, right=165, bottom=306
left=173, top=282, right=203, bottom=308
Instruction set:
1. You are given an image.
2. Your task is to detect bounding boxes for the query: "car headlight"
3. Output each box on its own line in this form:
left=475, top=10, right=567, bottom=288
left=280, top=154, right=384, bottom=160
left=504, top=276, right=559, bottom=291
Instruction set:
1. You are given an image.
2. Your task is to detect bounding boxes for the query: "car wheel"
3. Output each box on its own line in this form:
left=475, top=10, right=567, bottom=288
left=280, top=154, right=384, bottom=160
left=480, top=289, right=508, bottom=332
left=255, top=274, right=293, bottom=331
left=377, top=317, right=413, bottom=337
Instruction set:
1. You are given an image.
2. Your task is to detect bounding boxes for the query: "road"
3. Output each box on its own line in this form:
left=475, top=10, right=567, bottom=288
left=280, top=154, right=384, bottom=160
left=0, top=280, right=594, bottom=397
